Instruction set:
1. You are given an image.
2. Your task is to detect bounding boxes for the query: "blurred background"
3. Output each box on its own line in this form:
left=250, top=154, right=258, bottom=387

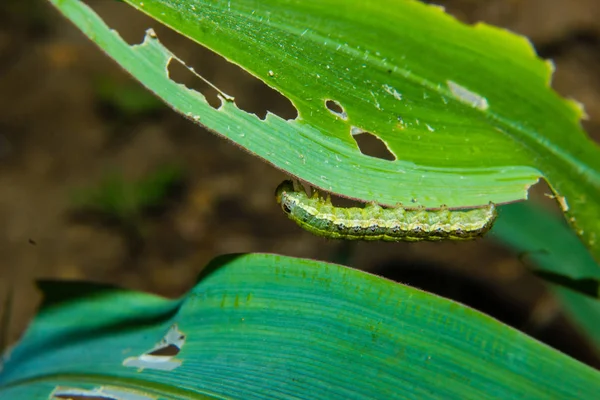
left=1, top=0, right=600, bottom=367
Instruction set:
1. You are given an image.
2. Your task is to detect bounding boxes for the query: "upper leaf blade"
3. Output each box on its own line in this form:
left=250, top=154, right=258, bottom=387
left=48, top=0, right=600, bottom=258
left=124, top=0, right=598, bottom=200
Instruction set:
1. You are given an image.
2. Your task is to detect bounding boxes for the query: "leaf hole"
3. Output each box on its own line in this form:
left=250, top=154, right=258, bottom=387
left=85, top=0, right=298, bottom=121
left=122, top=324, right=185, bottom=371
left=51, top=386, right=154, bottom=400
left=325, top=99, right=347, bottom=120
left=85, top=0, right=156, bottom=45
left=53, top=394, right=116, bottom=400
left=168, top=60, right=223, bottom=109
left=351, top=128, right=396, bottom=161
left=146, top=343, right=181, bottom=357
left=158, top=31, right=299, bottom=121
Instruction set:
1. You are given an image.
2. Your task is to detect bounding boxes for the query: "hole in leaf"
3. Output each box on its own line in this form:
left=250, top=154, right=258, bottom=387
left=146, top=343, right=181, bottom=357
left=122, top=324, right=185, bottom=371
left=168, top=60, right=223, bottom=109
left=325, top=99, right=347, bottom=120
left=84, top=0, right=298, bottom=121
left=85, top=0, right=155, bottom=45
left=51, top=386, right=155, bottom=400
left=53, top=394, right=115, bottom=400
left=351, top=128, right=396, bottom=161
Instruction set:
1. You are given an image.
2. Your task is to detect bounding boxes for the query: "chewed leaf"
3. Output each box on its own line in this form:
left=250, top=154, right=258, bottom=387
left=1, top=254, right=599, bottom=398
left=48, top=0, right=541, bottom=209
left=47, top=0, right=600, bottom=259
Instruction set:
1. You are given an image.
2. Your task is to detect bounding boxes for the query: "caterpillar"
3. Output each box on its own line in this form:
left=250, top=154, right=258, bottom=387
left=275, top=180, right=497, bottom=241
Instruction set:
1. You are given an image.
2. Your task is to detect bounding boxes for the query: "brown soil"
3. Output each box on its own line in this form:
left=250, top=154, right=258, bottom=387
left=1, top=0, right=599, bottom=368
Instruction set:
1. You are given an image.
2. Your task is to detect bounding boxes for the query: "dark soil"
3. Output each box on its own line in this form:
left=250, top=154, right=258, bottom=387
left=1, top=0, right=599, bottom=368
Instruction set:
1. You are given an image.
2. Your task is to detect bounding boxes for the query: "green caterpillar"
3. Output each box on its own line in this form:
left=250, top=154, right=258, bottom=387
left=275, top=180, right=497, bottom=241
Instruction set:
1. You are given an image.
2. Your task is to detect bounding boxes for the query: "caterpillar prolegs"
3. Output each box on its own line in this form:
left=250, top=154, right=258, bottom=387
left=275, top=180, right=497, bottom=241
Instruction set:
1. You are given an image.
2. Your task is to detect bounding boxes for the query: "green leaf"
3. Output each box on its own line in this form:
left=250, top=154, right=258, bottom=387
left=491, top=202, right=600, bottom=351
left=1, top=253, right=599, bottom=399
left=46, top=0, right=600, bottom=260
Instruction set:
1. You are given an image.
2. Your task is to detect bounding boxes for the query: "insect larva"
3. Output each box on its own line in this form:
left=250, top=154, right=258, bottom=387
left=275, top=180, right=497, bottom=241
